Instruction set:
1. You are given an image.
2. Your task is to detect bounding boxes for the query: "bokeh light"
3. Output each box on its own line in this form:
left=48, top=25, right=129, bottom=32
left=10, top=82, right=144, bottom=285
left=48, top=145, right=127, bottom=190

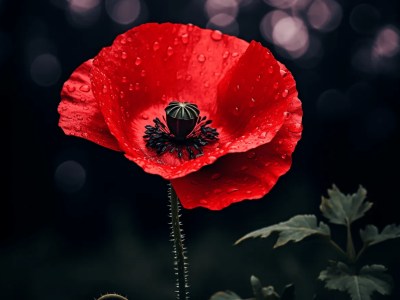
left=30, top=53, right=61, bottom=87
left=54, top=160, right=87, bottom=193
left=307, top=0, right=342, bottom=32
left=106, top=0, right=141, bottom=25
left=66, top=0, right=101, bottom=27
left=205, top=0, right=238, bottom=19
left=372, top=26, right=400, bottom=58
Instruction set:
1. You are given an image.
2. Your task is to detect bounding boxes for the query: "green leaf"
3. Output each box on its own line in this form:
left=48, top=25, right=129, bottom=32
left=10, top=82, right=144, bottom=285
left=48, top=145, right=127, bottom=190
left=250, top=276, right=280, bottom=300
left=319, top=261, right=393, bottom=300
left=360, top=224, right=400, bottom=247
left=320, top=185, right=372, bottom=226
left=235, top=215, right=330, bottom=248
left=209, top=291, right=242, bottom=300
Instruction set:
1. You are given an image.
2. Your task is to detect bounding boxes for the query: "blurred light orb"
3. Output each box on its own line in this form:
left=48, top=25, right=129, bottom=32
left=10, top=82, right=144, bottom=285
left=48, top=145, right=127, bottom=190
left=207, top=14, right=239, bottom=35
left=69, top=0, right=100, bottom=12
left=106, top=0, right=141, bottom=25
left=55, top=160, right=86, bottom=193
left=30, top=53, right=61, bottom=87
left=205, top=0, right=238, bottom=19
left=307, top=0, right=342, bottom=32
left=67, top=0, right=101, bottom=27
left=350, top=4, right=380, bottom=34
left=272, top=16, right=309, bottom=58
left=373, top=26, right=400, bottom=58
left=260, top=10, right=288, bottom=42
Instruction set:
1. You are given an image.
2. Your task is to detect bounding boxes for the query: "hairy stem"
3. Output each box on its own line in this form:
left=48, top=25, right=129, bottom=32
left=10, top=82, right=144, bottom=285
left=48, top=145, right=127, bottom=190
left=97, top=293, right=128, bottom=300
left=169, top=184, right=190, bottom=300
left=346, top=220, right=356, bottom=262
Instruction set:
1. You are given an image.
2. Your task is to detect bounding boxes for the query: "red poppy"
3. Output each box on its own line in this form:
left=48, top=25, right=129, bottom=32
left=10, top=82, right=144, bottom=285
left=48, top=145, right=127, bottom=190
left=58, top=23, right=302, bottom=210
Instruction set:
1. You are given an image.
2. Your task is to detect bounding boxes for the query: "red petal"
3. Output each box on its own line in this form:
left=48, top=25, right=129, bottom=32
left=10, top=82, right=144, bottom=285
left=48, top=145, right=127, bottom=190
left=171, top=95, right=303, bottom=210
left=58, top=59, right=121, bottom=151
left=90, top=23, right=250, bottom=179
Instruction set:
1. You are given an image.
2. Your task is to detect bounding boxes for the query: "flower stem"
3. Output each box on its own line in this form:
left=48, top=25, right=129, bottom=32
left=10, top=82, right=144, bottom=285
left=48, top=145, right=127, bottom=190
left=346, top=220, right=356, bottom=262
left=168, top=184, right=190, bottom=300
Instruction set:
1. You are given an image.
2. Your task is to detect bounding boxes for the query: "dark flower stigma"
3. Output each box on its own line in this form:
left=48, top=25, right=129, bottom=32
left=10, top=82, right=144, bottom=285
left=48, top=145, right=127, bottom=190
left=143, top=101, right=219, bottom=159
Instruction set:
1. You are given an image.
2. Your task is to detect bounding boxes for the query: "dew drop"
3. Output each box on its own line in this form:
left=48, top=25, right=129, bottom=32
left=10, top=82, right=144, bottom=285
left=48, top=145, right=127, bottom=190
left=249, top=97, right=256, bottom=107
left=247, top=151, right=256, bottom=159
left=167, top=46, right=174, bottom=56
left=288, top=123, right=302, bottom=133
left=173, top=37, right=179, bottom=45
left=141, top=69, right=146, bottom=77
left=129, top=83, right=134, bottom=91
left=268, top=66, right=274, bottom=74
left=246, top=190, right=252, bottom=194
left=141, top=114, right=149, bottom=120
left=204, top=81, right=210, bottom=87
left=79, top=84, right=90, bottom=92
left=67, top=85, right=75, bottom=92
left=121, top=76, right=128, bottom=83
left=135, top=57, right=142, bottom=65
left=211, top=30, right=222, bottom=41
left=120, top=38, right=126, bottom=45
left=232, top=52, right=239, bottom=57
left=280, top=69, right=287, bottom=77
left=233, top=106, right=240, bottom=115
left=283, top=111, right=291, bottom=118
left=135, top=82, right=140, bottom=90
left=281, top=154, right=288, bottom=159
left=200, top=199, right=208, bottom=205
left=187, top=23, right=194, bottom=32
left=197, top=54, right=206, bottom=62
left=211, top=173, right=221, bottom=180
left=273, top=82, right=279, bottom=89
left=181, top=33, right=189, bottom=44
left=222, top=51, right=229, bottom=59
left=102, top=85, right=107, bottom=93
left=227, top=187, right=239, bottom=193
left=282, top=89, right=289, bottom=98
left=120, top=91, right=125, bottom=99
left=121, top=51, right=128, bottom=59
left=153, top=41, right=160, bottom=51
left=185, top=74, right=192, bottom=81
left=259, top=132, right=267, bottom=139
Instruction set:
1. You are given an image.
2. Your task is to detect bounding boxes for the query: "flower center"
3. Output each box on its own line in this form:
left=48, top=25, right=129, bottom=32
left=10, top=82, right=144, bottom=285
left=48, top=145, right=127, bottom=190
left=143, top=101, right=219, bottom=159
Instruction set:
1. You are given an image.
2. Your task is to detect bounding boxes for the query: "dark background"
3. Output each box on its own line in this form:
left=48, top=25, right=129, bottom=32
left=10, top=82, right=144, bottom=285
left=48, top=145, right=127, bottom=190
left=3, top=0, right=400, bottom=299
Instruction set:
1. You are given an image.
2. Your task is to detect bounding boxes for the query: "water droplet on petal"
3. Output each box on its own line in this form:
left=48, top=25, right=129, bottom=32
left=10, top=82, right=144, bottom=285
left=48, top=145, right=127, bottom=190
left=233, top=106, right=240, bottom=115
left=249, top=97, right=256, bottom=107
left=213, top=188, right=222, bottom=194
left=273, top=82, right=279, bottom=89
left=167, top=46, right=174, bottom=56
left=246, top=190, right=252, bottom=194
left=181, top=33, right=189, bottom=44
left=227, top=187, right=239, bottom=193
left=187, top=23, right=194, bottom=32
left=153, top=41, right=160, bottom=51
left=121, top=51, right=128, bottom=59
left=135, top=82, right=140, bottom=90
left=67, top=85, right=75, bottom=92
left=129, top=83, right=134, bottom=91
left=120, top=38, right=126, bottom=45
left=232, top=52, right=239, bottom=57
left=79, top=84, right=90, bottom=92
left=247, top=151, right=256, bottom=159
left=211, top=173, right=221, bottom=180
left=268, top=66, right=274, bottom=74
left=185, top=74, right=192, bottom=81
left=141, top=114, right=149, bottom=120
left=222, top=51, right=229, bottom=59
left=280, top=69, right=287, bottom=77
left=259, top=132, right=267, bottom=139
left=141, top=70, right=146, bottom=77
left=121, top=76, right=128, bottom=83
left=197, top=54, right=206, bottom=62
left=211, top=30, right=222, bottom=41
left=281, top=154, right=288, bottom=159
left=135, top=57, right=142, bottom=65
left=282, top=89, right=289, bottom=98
left=102, top=85, right=107, bottom=93
left=200, top=199, right=208, bottom=205
left=283, top=111, right=291, bottom=118
left=120, top=91, right=125, bottom=99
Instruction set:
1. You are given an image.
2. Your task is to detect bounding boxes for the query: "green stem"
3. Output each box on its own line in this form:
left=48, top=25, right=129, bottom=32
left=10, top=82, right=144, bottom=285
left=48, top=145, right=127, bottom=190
left=355, top=244, right=367, bottom=261
left=346, top=221, right=356, bottom=262
left=97, top=294, right=128, bottom=300
left=328, top=239, right=347, bottom=257
left=169, top=184, right=190, bottom=300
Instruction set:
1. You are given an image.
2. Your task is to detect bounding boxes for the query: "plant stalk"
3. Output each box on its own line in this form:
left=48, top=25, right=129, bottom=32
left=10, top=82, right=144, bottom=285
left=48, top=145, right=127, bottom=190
left=169, top=184, right=190, bottom=300
left=346, top=220, right=356, bottom=262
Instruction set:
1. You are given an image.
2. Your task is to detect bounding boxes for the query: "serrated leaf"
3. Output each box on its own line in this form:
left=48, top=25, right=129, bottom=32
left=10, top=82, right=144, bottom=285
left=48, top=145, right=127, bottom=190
left=319, top=261, right=393, bottom=300
left=320, top=185, right=372, bottom=226
left=210, top=291, right=242, bottom=300
left=360, top=224, right=400, bottom=247
left=235, top=215, right=330, bottom=248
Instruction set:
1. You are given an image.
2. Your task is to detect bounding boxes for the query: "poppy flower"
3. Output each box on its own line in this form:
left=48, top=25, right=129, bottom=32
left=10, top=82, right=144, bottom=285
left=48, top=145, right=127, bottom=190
left=58, top=23, right=302, bottom=210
